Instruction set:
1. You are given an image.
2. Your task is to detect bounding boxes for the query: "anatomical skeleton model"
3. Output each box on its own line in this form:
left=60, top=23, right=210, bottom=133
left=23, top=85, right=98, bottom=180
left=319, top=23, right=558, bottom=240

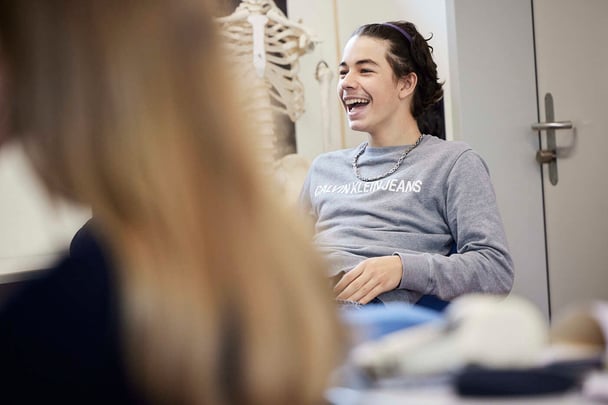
left=217, top=0, right=315, bottom=169
left=315, top=60, right=334, bottom=152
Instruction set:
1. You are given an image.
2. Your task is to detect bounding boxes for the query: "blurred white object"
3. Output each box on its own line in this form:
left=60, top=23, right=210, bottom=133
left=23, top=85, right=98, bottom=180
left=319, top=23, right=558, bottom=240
left=583, top=371, right=608, bottom=402
left=447, top=294, right=549, bottom=368
left=351, top=294, right=549, bottom=377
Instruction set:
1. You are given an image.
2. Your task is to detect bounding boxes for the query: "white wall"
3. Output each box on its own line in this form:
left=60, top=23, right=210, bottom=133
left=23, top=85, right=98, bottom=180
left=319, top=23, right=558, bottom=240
left=0, top=141, right=90, bottom=281
left=287, top=0, right=341, bottom=162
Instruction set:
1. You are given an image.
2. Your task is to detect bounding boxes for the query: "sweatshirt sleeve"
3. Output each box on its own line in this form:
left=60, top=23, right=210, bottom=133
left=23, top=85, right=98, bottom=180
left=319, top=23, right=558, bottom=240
left=396, top=150, right=514, bottom=300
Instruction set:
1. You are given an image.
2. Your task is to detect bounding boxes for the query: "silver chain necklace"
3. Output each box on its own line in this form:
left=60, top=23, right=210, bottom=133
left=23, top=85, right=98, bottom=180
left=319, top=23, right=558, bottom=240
left=352, top=134, right=424, bottom=182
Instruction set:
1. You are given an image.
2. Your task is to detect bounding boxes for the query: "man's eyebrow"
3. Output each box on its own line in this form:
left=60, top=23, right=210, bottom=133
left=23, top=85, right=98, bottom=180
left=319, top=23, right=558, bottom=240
left=355, top=59, right=380, bottom=67
left=339, top=59, right=380, bottom=68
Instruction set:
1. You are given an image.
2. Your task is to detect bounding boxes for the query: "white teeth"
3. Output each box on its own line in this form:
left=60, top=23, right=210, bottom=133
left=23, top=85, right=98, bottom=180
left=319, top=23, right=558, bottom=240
left=344, top=98, right=370, bottom=106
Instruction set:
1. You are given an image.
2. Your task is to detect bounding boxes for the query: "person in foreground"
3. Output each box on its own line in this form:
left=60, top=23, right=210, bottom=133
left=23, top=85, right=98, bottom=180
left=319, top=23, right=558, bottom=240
left=299, top=21, right=514, bottom=306
left=0, top=0, right=343, bottom=403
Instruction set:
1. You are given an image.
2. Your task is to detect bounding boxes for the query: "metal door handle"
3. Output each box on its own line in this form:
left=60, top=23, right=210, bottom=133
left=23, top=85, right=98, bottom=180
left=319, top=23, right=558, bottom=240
left=531, top=121, right=573, bottom=131
left=536, top=149, right=556, bottom=164
left=532, top=94, right=573, bottom=186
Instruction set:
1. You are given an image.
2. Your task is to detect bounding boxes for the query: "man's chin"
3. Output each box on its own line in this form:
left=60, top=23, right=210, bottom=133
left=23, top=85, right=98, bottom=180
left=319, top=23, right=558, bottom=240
left=348, top=121, right=368, bottom=133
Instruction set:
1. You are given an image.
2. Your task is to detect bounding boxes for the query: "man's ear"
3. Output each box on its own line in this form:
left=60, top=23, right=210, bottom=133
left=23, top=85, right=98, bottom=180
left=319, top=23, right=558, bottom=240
left=398, top=72, right=417, bottom=99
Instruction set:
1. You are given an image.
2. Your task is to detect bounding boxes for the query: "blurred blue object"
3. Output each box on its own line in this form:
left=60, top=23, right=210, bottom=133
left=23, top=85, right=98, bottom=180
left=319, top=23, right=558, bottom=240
left=415, top=294, right=450, bottom=311
left=340, top=302, right=443, bottom=341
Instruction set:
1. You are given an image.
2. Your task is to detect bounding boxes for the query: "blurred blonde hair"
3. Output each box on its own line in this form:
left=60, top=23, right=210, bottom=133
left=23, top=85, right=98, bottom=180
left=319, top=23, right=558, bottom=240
left=0, top=0, right=343, bottom=403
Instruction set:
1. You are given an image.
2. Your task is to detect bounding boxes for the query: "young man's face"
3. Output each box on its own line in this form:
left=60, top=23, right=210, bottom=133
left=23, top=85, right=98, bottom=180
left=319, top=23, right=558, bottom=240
left=337, top=35, right=403, bottom=135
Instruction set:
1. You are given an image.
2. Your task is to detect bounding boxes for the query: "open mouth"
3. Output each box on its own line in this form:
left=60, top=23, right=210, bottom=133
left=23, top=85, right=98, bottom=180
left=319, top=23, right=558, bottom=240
left=344, top=98, right=370, bottom=112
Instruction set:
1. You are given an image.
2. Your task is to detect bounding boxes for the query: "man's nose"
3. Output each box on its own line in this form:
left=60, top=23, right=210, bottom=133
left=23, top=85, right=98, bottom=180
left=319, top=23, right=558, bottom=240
left=339, top=72, right=357, bottom=90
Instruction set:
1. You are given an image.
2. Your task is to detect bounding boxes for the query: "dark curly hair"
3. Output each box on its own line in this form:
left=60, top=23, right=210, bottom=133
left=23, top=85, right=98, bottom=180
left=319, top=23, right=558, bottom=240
left=351, top=21, right=444, bottom=132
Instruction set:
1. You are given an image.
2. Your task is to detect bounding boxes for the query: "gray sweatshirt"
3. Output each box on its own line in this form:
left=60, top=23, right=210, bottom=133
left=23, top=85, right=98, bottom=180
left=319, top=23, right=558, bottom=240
left=299, top=135, right=514, bottom=304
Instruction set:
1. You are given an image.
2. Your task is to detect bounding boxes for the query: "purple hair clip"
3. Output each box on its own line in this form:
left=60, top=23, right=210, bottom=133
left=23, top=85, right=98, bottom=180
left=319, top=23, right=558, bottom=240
left=382, top=23, right=413, bottom=45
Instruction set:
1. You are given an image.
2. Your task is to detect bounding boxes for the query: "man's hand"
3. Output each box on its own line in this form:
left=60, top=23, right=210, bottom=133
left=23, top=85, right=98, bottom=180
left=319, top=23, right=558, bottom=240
left=334, top=256, right=403, bottom=304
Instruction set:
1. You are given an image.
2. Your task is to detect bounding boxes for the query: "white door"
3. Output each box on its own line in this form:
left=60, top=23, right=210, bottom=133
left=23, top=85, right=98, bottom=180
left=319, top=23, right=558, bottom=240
left=448, top=0, right=608, bottom=319
left=533, top=0, right=608, bottom=316
left=447, top=0, right=550, bottom=318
